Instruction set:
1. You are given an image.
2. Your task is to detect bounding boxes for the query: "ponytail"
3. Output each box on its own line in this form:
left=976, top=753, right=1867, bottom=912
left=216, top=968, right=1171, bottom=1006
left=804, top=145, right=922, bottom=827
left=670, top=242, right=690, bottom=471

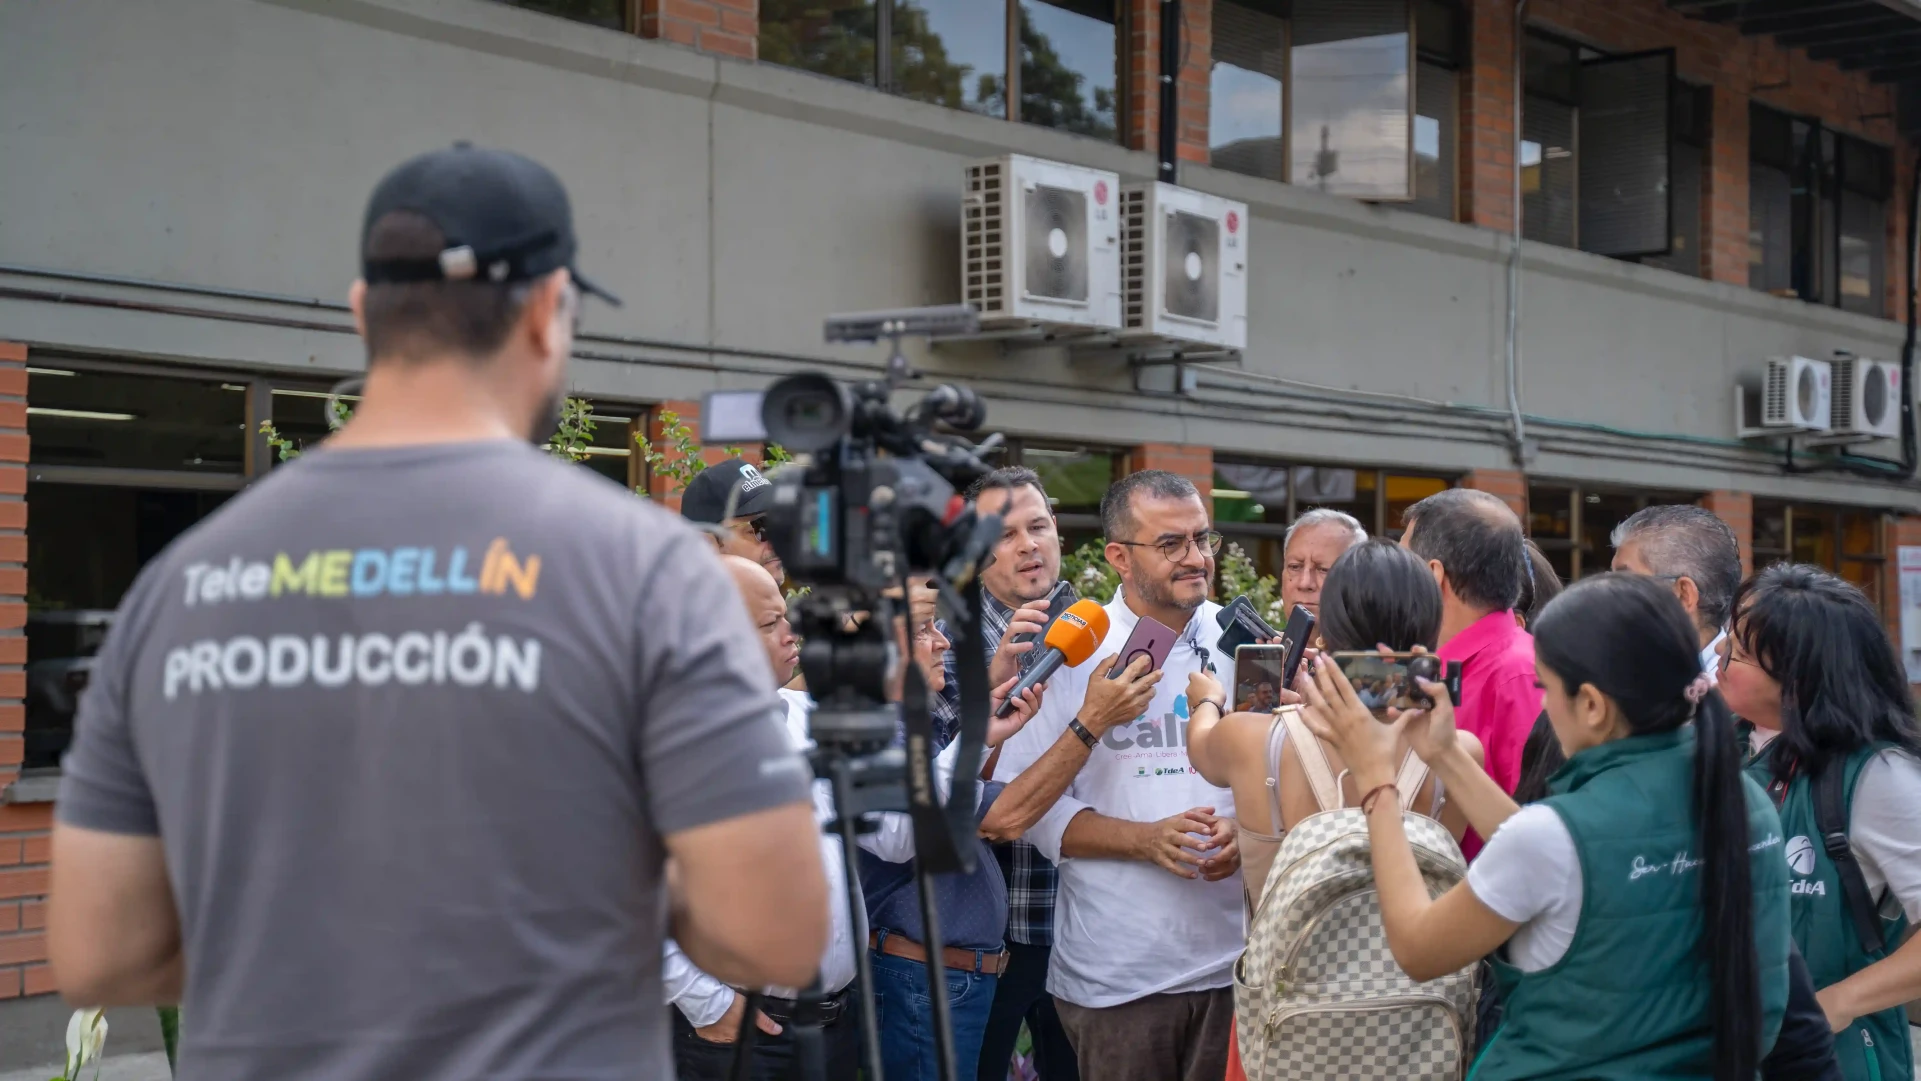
left=1533, top=574, right=1763, bottom=1081
left=1691, top=690, right=1758, bottom=1081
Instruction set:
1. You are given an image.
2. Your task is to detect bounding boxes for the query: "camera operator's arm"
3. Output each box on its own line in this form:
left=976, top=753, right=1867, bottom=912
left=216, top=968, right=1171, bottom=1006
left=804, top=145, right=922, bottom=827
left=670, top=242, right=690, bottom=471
left=641, top=536, right=828, bottom=991
left=981, top=655, right=1158, bottom=842
left=48, top=582, right=183, bottom=1006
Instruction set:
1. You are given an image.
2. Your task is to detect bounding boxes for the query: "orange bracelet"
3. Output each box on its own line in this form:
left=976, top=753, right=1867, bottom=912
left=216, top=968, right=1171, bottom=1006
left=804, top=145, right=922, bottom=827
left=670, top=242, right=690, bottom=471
left=1359, top=783, right=1401, bottom=815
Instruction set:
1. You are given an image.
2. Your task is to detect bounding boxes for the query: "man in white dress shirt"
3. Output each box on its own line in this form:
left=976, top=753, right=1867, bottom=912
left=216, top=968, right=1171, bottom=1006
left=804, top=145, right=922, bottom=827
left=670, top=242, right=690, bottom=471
left=990, top=470, right=1245, bottom=1081
left=1608, top=504, right=1743, bottom=680
left=665, top=556, right=861, bottom=1079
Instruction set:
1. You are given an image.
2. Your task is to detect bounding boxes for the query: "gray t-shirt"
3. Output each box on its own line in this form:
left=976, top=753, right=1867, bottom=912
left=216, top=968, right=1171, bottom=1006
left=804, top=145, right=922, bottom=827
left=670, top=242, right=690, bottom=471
left=57, top=439, right=810, bottom=1081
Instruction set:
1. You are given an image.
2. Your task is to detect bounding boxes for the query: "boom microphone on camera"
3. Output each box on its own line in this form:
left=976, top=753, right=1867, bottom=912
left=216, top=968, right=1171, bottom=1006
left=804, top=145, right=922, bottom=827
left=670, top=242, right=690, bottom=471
left=994, top=599, right=1111, bottom=718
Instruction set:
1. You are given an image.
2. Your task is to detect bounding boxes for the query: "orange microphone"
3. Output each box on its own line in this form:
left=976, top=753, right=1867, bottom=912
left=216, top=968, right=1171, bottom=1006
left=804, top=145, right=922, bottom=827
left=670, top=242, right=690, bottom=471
left=993, top=598, right=1111, bottom=717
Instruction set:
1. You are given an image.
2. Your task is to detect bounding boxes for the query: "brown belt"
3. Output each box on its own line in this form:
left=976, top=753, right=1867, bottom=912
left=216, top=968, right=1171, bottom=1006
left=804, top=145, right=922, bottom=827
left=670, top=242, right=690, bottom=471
left=869, top=930, right=1009, bottom=976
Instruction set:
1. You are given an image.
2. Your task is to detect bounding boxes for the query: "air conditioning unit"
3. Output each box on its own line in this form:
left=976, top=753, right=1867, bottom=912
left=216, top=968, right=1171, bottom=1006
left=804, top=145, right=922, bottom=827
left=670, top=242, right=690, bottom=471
left=1762, top=356, right=1833, bottom=432
left=962, top=155, right=1122, bottom=331
left=1119, top=182, right=1249, bottom=351
left=1831, top=357, right=1902, bottom=439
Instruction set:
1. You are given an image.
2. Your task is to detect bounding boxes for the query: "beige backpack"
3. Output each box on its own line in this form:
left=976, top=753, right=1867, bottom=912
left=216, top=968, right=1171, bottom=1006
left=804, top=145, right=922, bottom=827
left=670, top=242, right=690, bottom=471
left=1233, top=711, right=1479, bottom=1080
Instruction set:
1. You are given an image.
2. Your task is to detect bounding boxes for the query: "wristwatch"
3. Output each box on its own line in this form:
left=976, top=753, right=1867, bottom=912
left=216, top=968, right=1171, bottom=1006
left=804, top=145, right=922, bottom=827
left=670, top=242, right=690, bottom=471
left=1069, top=717, right=1099, bottom=749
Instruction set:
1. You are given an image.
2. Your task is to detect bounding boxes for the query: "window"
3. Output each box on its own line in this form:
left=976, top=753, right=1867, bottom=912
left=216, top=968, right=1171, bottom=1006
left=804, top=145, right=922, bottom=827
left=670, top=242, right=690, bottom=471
left=1211, top=0, right=1463, bottom=213
left=1525, top=484, right=1701, bottom=582
left=1004, top=439, right=1122, bottom=551
left=1213, top=460, right=1450, bottom=579
left=488, top=0, right=627, bottom=29
left=1637, top=82, right=1708, bottom=277
left=1412, top=0, right=1462, bottom=221
left=761, top=0, right=1114, bottom=140
left=1209, top=0, right=1286, bottom=183
left=1752, top=501, right=1886, bottom=611
left=581, top=405, right=646, bottom=489
left=1749, top=105, right=1891, bottom=316
left=1522, top=35, right=1675, bottom=256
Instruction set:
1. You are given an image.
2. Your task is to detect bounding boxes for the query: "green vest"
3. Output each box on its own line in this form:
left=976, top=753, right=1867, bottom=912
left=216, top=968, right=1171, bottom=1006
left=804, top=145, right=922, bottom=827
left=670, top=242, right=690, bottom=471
left=1745, top=741, right=1913, bottom=1081
left=1472, top=729, right=1792, bottom=1081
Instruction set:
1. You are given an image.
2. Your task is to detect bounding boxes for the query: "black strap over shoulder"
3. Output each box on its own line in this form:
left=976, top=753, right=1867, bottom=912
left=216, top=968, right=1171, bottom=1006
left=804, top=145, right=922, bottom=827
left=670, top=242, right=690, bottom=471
left=1812, top=761, right=1886, bottom=955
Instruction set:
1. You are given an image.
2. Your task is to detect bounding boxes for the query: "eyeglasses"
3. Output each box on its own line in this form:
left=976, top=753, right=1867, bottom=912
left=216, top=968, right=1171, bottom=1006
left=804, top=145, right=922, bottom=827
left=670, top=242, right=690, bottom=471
left=1114, top=529, right=1225, bottom=563
left=734, top=515, right=770, bottom=543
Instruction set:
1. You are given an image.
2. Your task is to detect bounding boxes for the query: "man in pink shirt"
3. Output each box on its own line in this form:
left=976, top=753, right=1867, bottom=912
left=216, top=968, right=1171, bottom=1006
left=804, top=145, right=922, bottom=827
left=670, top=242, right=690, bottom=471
left=1400, top=490, right=1542, bottom=858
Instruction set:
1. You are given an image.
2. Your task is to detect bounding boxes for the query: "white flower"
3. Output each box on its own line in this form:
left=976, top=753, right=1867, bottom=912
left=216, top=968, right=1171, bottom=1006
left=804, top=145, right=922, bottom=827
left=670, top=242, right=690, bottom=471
left=63, top=1008, right=107, bottom=1076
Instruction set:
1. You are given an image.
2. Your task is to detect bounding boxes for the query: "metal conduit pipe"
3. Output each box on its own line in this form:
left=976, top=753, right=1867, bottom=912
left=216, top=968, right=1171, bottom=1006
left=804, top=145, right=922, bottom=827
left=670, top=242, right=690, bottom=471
left=1504, top=0, right=1530, bottom=466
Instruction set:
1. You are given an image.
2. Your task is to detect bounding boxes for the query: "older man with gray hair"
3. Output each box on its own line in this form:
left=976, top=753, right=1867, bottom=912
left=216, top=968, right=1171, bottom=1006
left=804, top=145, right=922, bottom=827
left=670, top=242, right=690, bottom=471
left=1609, top=504, right=1743, bottom=677
left=1280, top=508, right=1368, bottom=620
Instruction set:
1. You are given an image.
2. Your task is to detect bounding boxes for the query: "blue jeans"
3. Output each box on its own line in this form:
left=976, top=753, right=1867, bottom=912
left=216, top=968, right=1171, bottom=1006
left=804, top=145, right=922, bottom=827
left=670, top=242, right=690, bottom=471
left=870, top=942, right=999, bottom=1081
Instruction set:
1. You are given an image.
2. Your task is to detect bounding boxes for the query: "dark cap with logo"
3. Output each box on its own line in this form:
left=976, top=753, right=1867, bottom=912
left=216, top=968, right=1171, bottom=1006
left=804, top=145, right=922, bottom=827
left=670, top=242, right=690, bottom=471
left=360, top=142, right=621, bottom=306
left=681, top=460, right=775, bottom=524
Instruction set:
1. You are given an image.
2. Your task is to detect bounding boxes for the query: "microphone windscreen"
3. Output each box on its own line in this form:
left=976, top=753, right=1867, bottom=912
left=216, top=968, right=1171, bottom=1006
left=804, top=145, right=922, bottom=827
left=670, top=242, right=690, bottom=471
left=1043, top=599, right=1110, bottom=666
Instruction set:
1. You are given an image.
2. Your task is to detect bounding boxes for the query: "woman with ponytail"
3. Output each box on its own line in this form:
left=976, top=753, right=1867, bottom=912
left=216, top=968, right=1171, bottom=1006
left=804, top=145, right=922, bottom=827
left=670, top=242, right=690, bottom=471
left=1299, top=573, right=1790, bottom=1080
left=1723, top=564, right=1921, bottom=1081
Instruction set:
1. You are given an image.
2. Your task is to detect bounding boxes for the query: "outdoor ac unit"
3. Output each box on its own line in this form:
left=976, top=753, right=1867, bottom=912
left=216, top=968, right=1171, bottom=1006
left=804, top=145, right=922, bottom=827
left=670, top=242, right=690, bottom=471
left=1762, top=356, right=1833, bottom=432
left=962, top=155, right=1122, bottom=331
left=1119, top=182, right=1249, bottom=350
left=1831, top=357, right=1902, bottom=439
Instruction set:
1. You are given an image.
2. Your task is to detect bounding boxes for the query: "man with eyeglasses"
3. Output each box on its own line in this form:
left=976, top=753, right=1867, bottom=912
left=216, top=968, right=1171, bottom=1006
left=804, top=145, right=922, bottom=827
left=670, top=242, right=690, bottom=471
left=1278, top=508, right=1367, bottom=624
left=682, top=459, right=784, bottom=585
left=988, top=470, right=1244, bottom=1081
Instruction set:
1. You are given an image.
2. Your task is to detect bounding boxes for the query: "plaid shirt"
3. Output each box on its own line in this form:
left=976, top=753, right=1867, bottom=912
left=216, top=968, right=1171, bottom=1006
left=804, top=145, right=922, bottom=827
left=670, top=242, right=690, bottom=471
left=935, top=581, right=1076, bottom=945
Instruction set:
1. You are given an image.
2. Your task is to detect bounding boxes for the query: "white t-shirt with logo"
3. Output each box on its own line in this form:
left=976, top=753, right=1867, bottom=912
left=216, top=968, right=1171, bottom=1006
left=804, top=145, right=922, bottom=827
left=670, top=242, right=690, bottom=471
left=991, top=597, right=1243, bottom=1009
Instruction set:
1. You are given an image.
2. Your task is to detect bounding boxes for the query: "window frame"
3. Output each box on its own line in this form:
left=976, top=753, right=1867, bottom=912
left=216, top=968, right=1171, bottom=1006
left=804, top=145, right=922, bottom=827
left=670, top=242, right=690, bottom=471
left=1213, top=458, right=1458, bottom=573
left=1747, top=103, right=1894, bottom=316
left=1752, top=501, right=1888, bottom=615
left=1524, top=483, right=1703, bottom=581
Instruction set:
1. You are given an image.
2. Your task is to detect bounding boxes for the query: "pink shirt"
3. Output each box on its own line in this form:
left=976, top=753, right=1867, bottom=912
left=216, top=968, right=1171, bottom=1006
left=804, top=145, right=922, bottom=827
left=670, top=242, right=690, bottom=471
left=1436, top=610, right=1544, bottom=858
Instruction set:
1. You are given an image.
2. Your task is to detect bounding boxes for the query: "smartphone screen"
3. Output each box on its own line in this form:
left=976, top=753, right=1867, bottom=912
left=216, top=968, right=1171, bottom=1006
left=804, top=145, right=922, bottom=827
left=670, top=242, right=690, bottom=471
left=1329, top=652, right=1424, bottom=714
left=1233, top=645, right=1288, bottom=713
left=1106, top=615, right=1179, bottom=678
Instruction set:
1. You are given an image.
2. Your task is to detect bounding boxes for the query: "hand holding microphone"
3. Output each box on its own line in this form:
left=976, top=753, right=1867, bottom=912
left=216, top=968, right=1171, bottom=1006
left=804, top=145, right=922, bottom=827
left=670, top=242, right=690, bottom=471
left=994, top=598, right=1111, bottom=718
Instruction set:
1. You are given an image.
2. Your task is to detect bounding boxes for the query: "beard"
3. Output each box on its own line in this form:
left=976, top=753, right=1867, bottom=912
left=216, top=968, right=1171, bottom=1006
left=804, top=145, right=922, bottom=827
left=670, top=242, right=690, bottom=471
left=1128, top=566, right=1207, bottom=613
left=528, top=386, right=565, bottom=449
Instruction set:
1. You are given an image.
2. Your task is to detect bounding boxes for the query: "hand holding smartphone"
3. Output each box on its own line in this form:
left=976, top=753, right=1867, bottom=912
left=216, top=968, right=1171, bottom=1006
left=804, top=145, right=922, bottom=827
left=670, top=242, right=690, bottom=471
left=1106, top=615, right=1180, bottom=679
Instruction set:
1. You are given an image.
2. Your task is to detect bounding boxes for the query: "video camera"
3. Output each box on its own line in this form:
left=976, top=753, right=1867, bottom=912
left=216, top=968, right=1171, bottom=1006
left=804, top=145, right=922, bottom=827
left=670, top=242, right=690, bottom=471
left=700, top=305, right=1003, bottom=1081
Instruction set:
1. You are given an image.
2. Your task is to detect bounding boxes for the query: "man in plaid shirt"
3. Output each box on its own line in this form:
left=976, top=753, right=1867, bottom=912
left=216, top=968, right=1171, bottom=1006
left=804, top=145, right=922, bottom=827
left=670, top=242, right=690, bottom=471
left=934, top=466, right=1084, bottom=1081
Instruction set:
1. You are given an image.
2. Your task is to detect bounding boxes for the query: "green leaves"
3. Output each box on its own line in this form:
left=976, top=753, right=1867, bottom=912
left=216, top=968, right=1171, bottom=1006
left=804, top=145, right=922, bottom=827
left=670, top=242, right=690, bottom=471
left=1218, top=541, right=1284, bottom=624
left=1060, top=538, right=1120, bottom=602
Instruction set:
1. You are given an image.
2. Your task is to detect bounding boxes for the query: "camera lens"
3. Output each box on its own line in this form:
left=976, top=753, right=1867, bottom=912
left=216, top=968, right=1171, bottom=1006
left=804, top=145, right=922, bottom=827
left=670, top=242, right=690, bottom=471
left=762, top=373, right=852, bottom=453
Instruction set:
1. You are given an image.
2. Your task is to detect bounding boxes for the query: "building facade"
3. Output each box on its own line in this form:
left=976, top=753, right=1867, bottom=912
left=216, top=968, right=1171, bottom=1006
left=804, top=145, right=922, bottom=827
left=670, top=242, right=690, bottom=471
left=2, top=0, right=1921, bottom=1004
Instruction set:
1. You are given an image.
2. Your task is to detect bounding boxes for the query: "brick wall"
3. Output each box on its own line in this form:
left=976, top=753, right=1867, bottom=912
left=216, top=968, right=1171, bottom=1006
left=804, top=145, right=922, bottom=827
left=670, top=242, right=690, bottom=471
left=1123, top=0, right=1213, bottom=166
left=1462, top=468, right=1527, bottom=519
left=0, top=341, right=39, bottom=999
left=1460, top=0, right=1520, bottom=232
left=636, top=0, right=755, bottom=60
left=1482, top=0, right=1912, bottom=299
left=1126, top=442, right=1214, bottom=499
left=1699, top=490, right=1754, bottom=577
left=644, top=399, right=764, bottom=513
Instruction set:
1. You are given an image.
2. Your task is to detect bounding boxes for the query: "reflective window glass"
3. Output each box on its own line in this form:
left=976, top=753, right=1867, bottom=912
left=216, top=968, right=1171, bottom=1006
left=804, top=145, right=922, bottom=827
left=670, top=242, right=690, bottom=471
left=1018, top=0, right=1118, bottom=141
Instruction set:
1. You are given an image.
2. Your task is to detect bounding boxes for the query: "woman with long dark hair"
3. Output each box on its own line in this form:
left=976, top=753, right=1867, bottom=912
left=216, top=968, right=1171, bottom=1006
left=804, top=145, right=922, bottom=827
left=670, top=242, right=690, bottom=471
left=1186, top=540, right=1479, bottom=913
left=1723, top=564, right=1921, bottom=1081
left=1299, top=573, right=1790, bottom=1080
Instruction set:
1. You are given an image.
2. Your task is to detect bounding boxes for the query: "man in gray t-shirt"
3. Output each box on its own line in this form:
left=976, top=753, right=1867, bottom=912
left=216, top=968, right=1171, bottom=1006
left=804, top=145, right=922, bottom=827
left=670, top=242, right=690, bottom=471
left=47, top=145, right=829, bottom=1081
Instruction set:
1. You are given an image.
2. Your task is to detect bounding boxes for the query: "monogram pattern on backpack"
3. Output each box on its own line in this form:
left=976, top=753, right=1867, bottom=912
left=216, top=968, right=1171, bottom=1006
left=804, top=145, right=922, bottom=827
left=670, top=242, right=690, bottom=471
left=1234, top=806, right=1478, bottom=1080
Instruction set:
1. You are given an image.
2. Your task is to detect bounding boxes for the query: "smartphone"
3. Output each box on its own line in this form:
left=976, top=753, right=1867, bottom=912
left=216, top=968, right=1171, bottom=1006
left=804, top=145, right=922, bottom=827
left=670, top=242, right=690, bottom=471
left=1106, top=615, right=1180, bottom=679
left=1277, top=605, right=1316, bottom=688
left=1233, top=644, right=1288, bottom=713
left=1010, top=583, right=1076, bottom=651
left=1327, top=652, right=1463, bottom=713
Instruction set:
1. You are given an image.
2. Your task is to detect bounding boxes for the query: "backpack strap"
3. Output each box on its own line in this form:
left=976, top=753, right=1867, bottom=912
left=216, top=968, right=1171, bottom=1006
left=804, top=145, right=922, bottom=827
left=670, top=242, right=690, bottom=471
left=1263, top=711, right=1289, bottom=832
left=1813, top=759, right=1885, bottom=954
left=1280, top=708, right=1340, bottom=811
left=1394, top=750, right=1431, bottom=815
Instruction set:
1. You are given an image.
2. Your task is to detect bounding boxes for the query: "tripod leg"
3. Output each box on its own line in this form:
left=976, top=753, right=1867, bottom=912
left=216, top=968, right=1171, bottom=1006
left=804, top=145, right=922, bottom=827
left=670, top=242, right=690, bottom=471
left=830, top=762, right=886, bottom=1081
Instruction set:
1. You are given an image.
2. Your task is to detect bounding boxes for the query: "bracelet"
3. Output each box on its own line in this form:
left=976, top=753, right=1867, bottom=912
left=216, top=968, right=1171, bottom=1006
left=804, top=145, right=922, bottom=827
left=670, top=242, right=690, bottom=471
left=1068, top=718, right=1099, bottom=749
left=1359, top=783, right=1401, bottom=816
left=1193, top=697, right=1227, bottom=715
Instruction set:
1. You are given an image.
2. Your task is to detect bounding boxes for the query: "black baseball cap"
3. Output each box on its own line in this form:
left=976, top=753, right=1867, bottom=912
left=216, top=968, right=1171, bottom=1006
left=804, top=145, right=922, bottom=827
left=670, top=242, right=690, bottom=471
left=361, top=142, right=621, bottom=306
left=681, top=459, right=776, bottom=524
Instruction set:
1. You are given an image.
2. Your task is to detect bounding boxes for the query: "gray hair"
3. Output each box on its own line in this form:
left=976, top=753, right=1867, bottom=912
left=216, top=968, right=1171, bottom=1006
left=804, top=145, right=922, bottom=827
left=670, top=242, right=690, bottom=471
left=1099, top=470, right=1201, bottom=540
left=1610, top=505, right=1742, bottom=631
left=1285, top=508, right=1368, bottom=552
